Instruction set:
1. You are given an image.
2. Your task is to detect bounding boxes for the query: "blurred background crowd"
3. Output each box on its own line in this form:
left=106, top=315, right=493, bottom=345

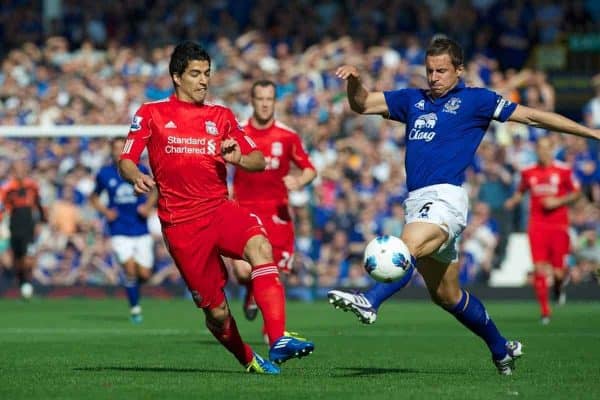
left=0, top=0, right=599, bottom=299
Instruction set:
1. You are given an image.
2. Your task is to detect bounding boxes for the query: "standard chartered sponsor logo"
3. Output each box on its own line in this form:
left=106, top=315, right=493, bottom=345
left=165, top=135, right=217, bottom=155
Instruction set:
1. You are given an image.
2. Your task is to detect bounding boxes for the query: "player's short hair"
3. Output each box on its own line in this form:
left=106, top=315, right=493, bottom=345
left=426, top=37, right=463, bottom=68
left=169, top=41, right=211, bottom=80
left=251, top=80, right=276, bottom=98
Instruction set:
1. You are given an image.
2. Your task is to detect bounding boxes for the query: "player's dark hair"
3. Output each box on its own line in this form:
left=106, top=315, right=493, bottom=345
left=169, top=41, right=211, bottom=84
left=251, top=80, right=276, bottom=98
left=426, top=37, right=463, bottom=68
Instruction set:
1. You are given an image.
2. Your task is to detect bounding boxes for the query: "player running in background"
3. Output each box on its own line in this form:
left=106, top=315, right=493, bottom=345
left=118, top=41, right=314, bottom=374
left=329, top=37, right=599, bottom=374
left=0, top=160, right=46, bottom=299
left=90, top=137, right=157, bottom=323
left=505, top=137, right=581, bottom=324
left=230, top=79, right=317, bottom=340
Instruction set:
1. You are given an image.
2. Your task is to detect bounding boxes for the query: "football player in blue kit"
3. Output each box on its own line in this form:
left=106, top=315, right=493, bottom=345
left=329, top=37, right=600, bottom=374
left=90, top=138, right=157, bottom=323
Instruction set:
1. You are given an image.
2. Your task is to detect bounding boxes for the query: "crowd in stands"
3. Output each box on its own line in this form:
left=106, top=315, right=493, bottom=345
left=0, top=1, right=599, bottom=298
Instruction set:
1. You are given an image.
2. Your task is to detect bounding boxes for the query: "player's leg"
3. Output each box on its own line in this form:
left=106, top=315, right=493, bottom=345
left=11, top=234, right=34, bottom=299
left=127, top=235, right=155, bottom=323
left=217, top=201, right=314, bottom=364
left=231, top=258, right=257, bottom=320
left=418, top=256, right=522, bottom=375
left=528, top=228, right=552, bottom=323
left=112, top=235, right=143, bottom=322
left=162, top=220, right=278, bottom=374
left=549, top=228, right=570, bottom=305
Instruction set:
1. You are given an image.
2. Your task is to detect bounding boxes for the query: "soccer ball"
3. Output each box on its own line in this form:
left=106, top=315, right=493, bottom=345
left=363, top=236, right=412, bottom=283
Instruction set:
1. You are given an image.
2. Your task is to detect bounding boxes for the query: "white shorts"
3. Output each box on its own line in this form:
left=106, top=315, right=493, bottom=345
left=111, top=234, right=154, bottom=269
left=404, top=184, right=468, bottom=263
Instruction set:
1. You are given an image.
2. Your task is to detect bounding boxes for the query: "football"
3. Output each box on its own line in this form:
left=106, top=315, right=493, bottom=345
left=363, top=235, right=412, bottom=282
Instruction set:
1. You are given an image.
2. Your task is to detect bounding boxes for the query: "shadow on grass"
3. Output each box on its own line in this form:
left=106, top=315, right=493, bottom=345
left=74, top=366, right=241, bottom=374
left=334, top=367, right=464, bottom=377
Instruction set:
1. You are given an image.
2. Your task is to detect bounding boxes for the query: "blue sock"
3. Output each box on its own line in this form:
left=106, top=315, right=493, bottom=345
left=447, top=289, right=507, bottom=359
left=124, top=277, right=139, bottom=309
left=364, top=256, right=416, bottom=310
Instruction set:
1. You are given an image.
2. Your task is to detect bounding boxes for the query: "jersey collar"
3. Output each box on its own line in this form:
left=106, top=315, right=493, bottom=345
left=426, top=80, right=465, bottom=104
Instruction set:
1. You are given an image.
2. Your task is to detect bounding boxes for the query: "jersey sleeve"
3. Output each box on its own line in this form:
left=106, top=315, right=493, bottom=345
left=565, top=168, right=581, bottom=192
left=223, top=108, right=257, bottom=155
left=383, top=89, right=411, bottom=122
left=478, top=89, right=517, bottom=122
left=290, top=134, right=315, bottom=170
left=120, top=105, right=152, bottom=164
left=517, top=169, right=529, bottom=193
left=93, top=170, right=105, bottom=196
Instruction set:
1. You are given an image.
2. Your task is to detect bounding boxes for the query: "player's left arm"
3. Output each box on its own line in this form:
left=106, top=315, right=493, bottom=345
left=508, top=105, right=600, bottom=140
left=542, top=170, right=582, bottom=210
left=223, top=109, right=266, bottom=171
left=284, top=134, right=317, bottom=191
left=33, top=183, right=47, bottom=223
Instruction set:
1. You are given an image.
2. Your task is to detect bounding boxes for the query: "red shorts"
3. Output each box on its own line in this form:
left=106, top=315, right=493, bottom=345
left=528, top=225, right=570, bottom=270
left=162, top=200, right=265, bottom=309
left=249, top=205, right=295, bottom=272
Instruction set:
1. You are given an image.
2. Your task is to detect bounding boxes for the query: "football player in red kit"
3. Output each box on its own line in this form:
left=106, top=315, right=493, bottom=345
left=118, top=41, right=314, bottom=374
left=230, top=80, right=316, bottom=339
left=505, top=136, right=581, bottom=324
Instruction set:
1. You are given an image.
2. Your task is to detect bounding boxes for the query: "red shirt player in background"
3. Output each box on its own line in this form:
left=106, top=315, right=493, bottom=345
left=505, top=136, right=581, bottom=324
left=231, top=80, right=317, bottom=339
left=118, top=41, right=313, bottom=374
left=0, top=159, right=46, bottom=300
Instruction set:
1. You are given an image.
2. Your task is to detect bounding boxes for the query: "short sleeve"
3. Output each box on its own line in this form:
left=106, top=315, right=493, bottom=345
left=290, top=134, right=315, bottom=170
left=383, top=89, right=412, bottom=122
left=478, top=89, right=517, bottom=122
left=93, top=171, right=105, bottom=196
left=120, top=105, right=152, bottom=164
left=223, top=108, right=256, bottom=155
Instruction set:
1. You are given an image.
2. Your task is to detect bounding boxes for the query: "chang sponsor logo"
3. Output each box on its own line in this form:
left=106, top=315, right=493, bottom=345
left=408, top=113, right=437, bottom=142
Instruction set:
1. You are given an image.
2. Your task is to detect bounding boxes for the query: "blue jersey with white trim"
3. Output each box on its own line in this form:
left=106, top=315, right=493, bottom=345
left=384, top=81, right=517, bottom=191
left=93, top=163, right=150, bottom=236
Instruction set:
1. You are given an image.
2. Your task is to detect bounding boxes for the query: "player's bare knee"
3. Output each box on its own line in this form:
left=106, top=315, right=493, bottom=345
left=138, top=267, right=152, bottom=282
left=204, top=300, right=230, bottom=324
left=244, top=235, right=273, bottom=265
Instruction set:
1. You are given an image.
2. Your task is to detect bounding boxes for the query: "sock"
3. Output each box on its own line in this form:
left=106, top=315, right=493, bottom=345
left=251, top=263, right=285, bottom=346
left=16, top=269, right=26, bottom=286
left=446, top=289, right=507, bottom=360
left=124, top=277, right=140, bottom=310
left=534, top=272, right=550, bottom=317
left=206, top=314, right=254, bottom=366
left=364, top=257, right=416, bottom=310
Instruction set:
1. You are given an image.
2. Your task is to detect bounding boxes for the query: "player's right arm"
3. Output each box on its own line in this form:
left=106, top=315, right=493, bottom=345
left=509, top=105, right=600, bottom=141
left=504, top=169, right=528, bottom=210
left=336, top=65, right=389, bottom=116
left=118, top=106, right=156, bottom=194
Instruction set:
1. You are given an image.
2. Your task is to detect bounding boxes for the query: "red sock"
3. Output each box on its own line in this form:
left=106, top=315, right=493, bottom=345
left=252, top=263, right=285, bottom=346
left=533, top=272, right=551, bottom=317
left=262, top=284, right=286, bottom=336
left=206, top=314, right=254, bottom=366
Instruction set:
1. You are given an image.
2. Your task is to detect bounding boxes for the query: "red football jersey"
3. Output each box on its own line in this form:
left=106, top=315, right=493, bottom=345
left=233, top=119, right=315, bottom=210
left=120, top=95, right=257, bottom=225
left=518, top=161, right=579, bottom=228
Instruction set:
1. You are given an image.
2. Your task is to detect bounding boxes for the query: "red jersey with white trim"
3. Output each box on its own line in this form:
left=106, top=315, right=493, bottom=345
left=518, top=161, right=579, bottom=228
left=120, top=95, right=257, bottom=225
left=233, top=119, right=315, bottom=210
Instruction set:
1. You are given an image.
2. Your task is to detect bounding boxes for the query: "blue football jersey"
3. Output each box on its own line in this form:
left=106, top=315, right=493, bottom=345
left=93, top=163, right=150, bottom=236
left=384, top=81, right=517, bottom=191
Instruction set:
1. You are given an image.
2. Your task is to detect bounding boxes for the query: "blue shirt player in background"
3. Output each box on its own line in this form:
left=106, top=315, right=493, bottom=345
left=329, top=37, right=600, bottom=375
left=90, top=137, right=157, bottom=323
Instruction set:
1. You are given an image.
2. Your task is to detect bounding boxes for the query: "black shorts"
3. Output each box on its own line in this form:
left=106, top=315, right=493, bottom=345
left=10, top=233, right=35, bottom=258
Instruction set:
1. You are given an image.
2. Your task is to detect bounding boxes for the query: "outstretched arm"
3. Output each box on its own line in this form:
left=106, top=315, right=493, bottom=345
left=336, top=65, right=389, bottom=116
left=509, top=105, right=600, bottom=140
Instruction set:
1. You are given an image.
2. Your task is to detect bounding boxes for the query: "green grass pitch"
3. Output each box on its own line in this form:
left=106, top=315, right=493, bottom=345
left=1, top=298, right=599, bottom=399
